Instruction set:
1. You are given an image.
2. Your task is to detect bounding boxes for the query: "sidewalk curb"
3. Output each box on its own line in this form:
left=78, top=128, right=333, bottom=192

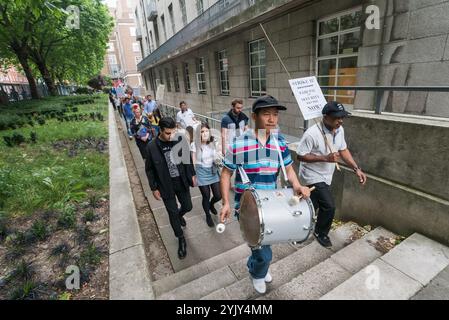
left=108, top=104, right=154, bottom=300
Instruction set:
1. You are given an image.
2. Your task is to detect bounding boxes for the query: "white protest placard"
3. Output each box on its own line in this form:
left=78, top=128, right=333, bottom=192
left=116, top=86, right=125, bottom=98
left=289, top=76, right=327, bottom=121
left=156, top=84, right=165, bottom=102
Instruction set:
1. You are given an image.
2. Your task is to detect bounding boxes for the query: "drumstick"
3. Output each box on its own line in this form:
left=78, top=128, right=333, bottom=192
left=288, top=186, right=316, bottom=206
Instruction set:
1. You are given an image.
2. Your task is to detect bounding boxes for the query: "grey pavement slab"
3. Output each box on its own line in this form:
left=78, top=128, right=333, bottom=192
left=209, top=223, right=357, bottom=300
left=153, top=244, right=249, bottom=296
left=110, top=245, right=154, bottom=300
left=201, top=288, right=232, bottom=300
left=109, top=105, right=154, bottom=300
left=381, top=233, right=449, bottom=286
left=227, top=243, right=297, bottom=281
left=161, top=220, right=244, bottom=272
left=330, top=227, right=397, bottom=274
left=158, top=267, right=238, bottom=300
left=412, top=266, right=449, bottom=300
left=262, top=259, right=352, bottom=300
left=320, top=259, right=423, bottom=300
left=261, top=227, right=396, bottom=300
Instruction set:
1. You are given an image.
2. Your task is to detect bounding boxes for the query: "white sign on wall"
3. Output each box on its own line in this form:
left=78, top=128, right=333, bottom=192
left=289, top=76, right=327, bottom=120
left=156, top=84, right=165, bottom=102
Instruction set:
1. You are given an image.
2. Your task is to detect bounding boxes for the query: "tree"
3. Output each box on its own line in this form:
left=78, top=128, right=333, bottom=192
left=0, top=1, right=42, bottom=99
left=0, top=0, right=113, bottom=98
left=28, top=0, right=113, bottom=94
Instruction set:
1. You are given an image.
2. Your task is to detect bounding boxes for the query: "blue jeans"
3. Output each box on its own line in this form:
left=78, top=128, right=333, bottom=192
left=124, top=117, right=133, bottom=136
left=247, top=245, right=272, bottom=279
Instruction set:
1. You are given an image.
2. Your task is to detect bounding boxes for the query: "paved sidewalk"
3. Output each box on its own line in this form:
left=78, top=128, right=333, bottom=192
left=108, top=104, right=154, bottom=300
left=118, top=112, right=244, bottom=272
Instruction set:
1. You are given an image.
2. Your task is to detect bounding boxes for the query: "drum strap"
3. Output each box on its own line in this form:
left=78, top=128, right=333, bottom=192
left=237, top=165, right=251, bottom=185
left=271, top=133, right=289, bottom=185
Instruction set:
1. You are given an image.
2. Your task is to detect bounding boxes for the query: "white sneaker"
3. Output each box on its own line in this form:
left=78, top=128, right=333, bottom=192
left=264, top=272, right=272, bottom=283
left=251, top=277, right=266, bottom=294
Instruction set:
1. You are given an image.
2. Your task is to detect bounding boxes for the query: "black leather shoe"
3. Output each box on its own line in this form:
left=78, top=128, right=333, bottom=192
left=206, top=214, right=215, bottom=227
left=209, top=202, right=218, bottom=215
left=179, top=216, right=186, bottom=227
left=314, top=232, right=332, bottom=248
left=178, top=236, right=187, bottom=259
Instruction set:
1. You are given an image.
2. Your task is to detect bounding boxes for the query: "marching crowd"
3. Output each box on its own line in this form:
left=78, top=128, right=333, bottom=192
left=109, top=86, right=367, bottom=294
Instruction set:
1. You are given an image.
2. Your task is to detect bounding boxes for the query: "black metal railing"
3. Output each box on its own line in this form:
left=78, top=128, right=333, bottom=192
left=321, top=86, right=449, bottom=115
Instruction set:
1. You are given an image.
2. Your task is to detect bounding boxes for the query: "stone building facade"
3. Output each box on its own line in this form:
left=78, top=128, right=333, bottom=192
left=136, top=0, right=449, bottom=136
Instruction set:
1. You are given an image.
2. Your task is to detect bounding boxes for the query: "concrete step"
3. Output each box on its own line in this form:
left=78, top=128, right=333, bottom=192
left=412, top=265, right=449, bottom=300
left=321, top=233, right=449, bottom=300
left=260, top=227, right=397, bottom=300
left=153, top=243, right=250, bottom=297
left=201, top=222, right=366, bottom=300
left=156, top=242, right=298, bottom=300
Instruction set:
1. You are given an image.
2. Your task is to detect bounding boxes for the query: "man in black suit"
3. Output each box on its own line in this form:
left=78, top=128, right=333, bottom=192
left=145, top=117, right=196, bottom=259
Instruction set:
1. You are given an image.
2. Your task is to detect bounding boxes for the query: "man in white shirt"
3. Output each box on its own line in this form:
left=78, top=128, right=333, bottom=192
left=143, top=94, right=157, bottom=115
left=176, top=101, right=197, bottom=129
left=297, top=101, right=367, bottom=248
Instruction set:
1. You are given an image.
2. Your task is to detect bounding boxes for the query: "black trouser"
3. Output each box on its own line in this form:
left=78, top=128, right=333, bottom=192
left=309, top=182, right=336, bottom=237
left=198, top=182, right=221, bottom=217
left=162, top=178, right=192, bottom=238
left=135, top=139, right=148, bottom=159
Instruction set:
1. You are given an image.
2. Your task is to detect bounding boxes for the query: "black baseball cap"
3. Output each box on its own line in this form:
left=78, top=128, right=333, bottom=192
left=252, top=95, right=287, bottom=113
left=322, top=101, right=351, bottom=118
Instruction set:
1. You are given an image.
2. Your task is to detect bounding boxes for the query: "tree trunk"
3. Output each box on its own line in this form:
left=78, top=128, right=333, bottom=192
left=14, top=48, right=40, bottom=99
left=35, top=59, right=58, bottom=96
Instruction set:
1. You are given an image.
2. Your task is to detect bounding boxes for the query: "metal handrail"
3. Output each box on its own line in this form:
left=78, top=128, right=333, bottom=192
left=321, top=85, right=449, bottom=115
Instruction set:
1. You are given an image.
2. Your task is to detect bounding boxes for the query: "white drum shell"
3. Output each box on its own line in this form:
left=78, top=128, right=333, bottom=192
left=240, top=188, right=314, bottom=247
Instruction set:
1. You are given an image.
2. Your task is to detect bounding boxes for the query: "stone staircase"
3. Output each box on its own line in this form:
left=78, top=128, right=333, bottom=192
left=151, top=222, right=449, bottom=300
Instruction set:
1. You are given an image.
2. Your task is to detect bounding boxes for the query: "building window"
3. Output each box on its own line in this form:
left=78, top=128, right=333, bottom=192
left=130, top=27, right=136, bottom=37
left=168, top=4, right=176, bottom=35
left=196, top=0, right=204, bottom=15
left=165, top=68, right=172, bottom=92
left=108, top=54, right=117, bottom=65
left=179, top=0, right=187, bottom=26
left=316, top=8, right=362, bottom=105
left=183, top=62, right=191, bottom=93
left=196, top=57, right=206, bottom=94
left=132, top=42, right=140, bottom=52
left=135, top=56, right=142, bottom=64
left=218, top=50, right=230, bottom=96
left=159, top=70, right=164, bottom=85
left=249, top=39, right=266, bottom=97
left=107, top=42, right=114, bottom=52
left=173, top=66, right=180, bottom=92
left=160, top=15, right=167, bottom=41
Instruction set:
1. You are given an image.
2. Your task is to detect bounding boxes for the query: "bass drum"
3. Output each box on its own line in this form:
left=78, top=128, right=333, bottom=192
left=239, top=188, right=314, bottom=247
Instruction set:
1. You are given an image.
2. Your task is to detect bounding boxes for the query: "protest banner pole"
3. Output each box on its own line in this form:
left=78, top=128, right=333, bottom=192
left=259, top=23, right=341, bottom=171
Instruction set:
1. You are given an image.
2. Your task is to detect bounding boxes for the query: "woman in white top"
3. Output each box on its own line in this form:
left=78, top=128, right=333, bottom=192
left=190, top=122, right=222, bottom=227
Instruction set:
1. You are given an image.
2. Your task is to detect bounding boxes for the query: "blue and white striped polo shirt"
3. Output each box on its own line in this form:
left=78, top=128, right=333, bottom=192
left=223, top=130, right=293, bottom=211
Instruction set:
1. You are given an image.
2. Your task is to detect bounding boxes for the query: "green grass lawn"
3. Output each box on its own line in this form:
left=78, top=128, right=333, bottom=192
left=0, top=94, right=110, bottom=300
left=0, top=95, right=108, bottom=217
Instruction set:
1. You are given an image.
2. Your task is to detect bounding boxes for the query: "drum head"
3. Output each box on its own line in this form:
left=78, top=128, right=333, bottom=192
left=239, top=189, right=262, bottom=247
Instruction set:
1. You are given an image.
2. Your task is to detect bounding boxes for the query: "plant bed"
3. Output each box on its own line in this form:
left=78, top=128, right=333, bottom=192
left=0, top=95, right=109, bottom=300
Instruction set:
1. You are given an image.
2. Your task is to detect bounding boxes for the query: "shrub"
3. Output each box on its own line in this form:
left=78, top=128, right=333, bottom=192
left=3, top=136, right=13, bottom=147
left=83, top=209, right=96, bottom=223
left=30, top=220, right=49, bottom=241
left=12, top=132, right=25, bottom=145
left=36, top=117, right=45, bottom=125
left=57, top=205, right=76, bottom=229
left=30, top=131, right=37, bottom=143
